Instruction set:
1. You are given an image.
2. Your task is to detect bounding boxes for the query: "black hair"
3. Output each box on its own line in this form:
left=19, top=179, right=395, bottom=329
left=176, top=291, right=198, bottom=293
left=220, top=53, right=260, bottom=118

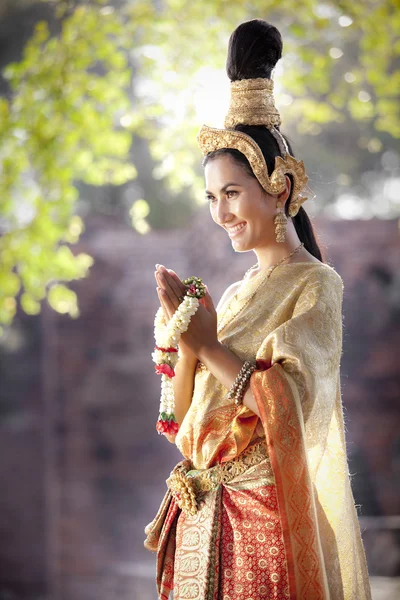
left=204, top=19, right=324, bottom=262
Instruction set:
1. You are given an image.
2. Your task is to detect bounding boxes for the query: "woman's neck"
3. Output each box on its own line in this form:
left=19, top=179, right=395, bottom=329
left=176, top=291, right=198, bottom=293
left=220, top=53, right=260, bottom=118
left=252, top=240, right=306, bottom=272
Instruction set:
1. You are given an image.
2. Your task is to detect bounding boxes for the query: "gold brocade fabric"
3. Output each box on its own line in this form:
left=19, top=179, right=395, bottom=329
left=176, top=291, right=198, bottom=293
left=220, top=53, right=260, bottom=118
left=174, top=262, right=371, bottom=599
left=167, top=440, right=274, bottom=517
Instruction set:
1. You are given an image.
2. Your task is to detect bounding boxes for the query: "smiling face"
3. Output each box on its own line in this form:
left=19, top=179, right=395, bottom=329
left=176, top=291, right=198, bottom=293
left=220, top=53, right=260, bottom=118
left=204, top=153, right=282, bottom=252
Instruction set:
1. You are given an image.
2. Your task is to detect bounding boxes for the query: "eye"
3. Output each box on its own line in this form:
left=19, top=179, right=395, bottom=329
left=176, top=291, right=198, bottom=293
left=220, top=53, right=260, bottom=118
left=206, top=194, right=216, bottom=203
left=226, top=190, right=238, bottom=198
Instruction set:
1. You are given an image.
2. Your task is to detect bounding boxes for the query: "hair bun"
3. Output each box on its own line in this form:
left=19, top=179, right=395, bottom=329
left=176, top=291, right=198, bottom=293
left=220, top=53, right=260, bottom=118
left=226, top=19, right=283, bottom=82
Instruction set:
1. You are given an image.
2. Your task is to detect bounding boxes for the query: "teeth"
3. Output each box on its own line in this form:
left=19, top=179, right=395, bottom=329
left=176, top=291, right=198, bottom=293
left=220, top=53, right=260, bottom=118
left=228, top=222, right=246, bottom=233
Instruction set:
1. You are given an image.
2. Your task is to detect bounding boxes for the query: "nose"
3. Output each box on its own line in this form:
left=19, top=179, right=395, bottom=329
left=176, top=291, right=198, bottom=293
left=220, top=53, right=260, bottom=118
left=214, top=198, right=233, bottom=227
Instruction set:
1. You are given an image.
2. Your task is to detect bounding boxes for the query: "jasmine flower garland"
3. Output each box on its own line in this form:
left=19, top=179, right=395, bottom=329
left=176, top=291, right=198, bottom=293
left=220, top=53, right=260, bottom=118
left=152, top=277, right=206, bottom=435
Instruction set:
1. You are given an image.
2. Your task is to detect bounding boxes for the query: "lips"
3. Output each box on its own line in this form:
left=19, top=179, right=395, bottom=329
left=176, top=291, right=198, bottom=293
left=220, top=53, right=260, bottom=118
left=227, top=222, right=247, bottom=237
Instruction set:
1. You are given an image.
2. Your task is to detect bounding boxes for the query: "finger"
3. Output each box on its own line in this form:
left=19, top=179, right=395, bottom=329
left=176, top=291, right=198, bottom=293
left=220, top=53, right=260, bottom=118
left=155, top=271, right=173, bottom=314
left=161, top=290, right=174, bottom=321
left=155, top=270, right=171, bottom=295
left=205, top=286, right=216, bottom=309
left=157, top=266, right=185, bottom=298
left=166, top=269, right=187, bottom=297
left=157, top=288, right=172, bottom=321
left=158, top=267, right=182, bottom=297
left=155, top=268, right=177, bottom=317
left=157, top=288, right=168, bottom=320
left=157, top=270, right=180, bottom=309
left=167, top=269, right=187, bottom=294
left=200, top=286, right=216, bottom=314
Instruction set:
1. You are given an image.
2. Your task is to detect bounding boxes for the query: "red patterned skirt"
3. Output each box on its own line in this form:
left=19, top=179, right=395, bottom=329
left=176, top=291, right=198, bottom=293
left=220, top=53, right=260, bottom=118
left=173, top=484, right=290, bottom=599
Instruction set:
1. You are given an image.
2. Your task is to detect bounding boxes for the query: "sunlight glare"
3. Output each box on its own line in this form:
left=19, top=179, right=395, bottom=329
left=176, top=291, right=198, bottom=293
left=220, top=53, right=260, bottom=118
left=334, top=194, right=368, bottom=219
left=338, top=16, right=353, bottom=27
left=329, top=48, right=343, bottom=59
left=194, top=68, right=230, bottom=127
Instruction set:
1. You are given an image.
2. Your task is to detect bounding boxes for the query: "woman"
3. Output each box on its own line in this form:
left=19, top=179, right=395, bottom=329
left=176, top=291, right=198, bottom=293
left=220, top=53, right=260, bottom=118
left=146, top=19, right=371, bottom=600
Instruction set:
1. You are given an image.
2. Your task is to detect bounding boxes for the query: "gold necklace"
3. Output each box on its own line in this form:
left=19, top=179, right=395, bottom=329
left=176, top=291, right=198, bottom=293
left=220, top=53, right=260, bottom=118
left=217, top=242, right=304, bottom=335
left=243, top=242, right=305, bottom=280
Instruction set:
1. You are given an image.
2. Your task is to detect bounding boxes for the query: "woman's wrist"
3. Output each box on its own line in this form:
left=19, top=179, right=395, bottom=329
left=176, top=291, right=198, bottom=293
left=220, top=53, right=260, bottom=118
left=178, top=349, right=199, bottom=367
left=197, top=341, right=261, bottom=418
left=197, top=340, right=223, bottom=365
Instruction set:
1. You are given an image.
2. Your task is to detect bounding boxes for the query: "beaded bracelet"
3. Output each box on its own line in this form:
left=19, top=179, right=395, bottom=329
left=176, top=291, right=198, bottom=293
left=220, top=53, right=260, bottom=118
left=227, top=360, right=257, bottom=406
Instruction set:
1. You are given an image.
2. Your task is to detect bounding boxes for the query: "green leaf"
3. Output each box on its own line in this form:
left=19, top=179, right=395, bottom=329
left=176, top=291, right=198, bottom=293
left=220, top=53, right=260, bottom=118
left=0, top=272, right=21, bottom=296
left=21, top=293, right=41, bottom=315
left=48, top=284, right=79, bottom=318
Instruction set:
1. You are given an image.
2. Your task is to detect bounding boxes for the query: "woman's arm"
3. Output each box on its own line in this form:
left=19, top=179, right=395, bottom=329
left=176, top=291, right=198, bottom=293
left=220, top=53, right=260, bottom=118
left=163, top=352, right=198, bottom=443
left=173, top=354, right=198, bottom=424
left=155, top=267, right=258, bottom=421
left=164, top=283, right=242, bottom=443
left=155, top=266, right=202, bottom=443
left=198, top=342, right=261, bottom=418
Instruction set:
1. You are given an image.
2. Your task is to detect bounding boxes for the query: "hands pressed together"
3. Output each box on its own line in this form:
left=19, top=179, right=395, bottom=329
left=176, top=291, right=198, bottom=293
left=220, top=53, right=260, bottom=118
left=154, top=264, right=219, bottom=359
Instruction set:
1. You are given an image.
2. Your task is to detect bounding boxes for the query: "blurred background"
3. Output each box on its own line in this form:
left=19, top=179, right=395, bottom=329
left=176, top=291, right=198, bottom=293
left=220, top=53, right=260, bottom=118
left=0, top=1, right=399, bottom=599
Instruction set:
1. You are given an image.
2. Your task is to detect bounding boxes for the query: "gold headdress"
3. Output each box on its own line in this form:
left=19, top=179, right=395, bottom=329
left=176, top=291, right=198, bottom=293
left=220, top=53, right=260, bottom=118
left=224, top=78, right=281, bottom=129
left=197, top=78, right=309, bottom=217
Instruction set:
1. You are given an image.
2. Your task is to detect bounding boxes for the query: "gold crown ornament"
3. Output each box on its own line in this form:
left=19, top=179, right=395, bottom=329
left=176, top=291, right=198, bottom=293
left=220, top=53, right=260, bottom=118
left=224, top=78, right=281, bottom=129
left=197, top=78, right=310, bottom=218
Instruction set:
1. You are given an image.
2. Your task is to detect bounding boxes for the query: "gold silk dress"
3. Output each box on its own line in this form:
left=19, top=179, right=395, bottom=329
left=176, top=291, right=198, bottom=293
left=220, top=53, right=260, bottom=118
left=145, top=262, right=372, bottom=600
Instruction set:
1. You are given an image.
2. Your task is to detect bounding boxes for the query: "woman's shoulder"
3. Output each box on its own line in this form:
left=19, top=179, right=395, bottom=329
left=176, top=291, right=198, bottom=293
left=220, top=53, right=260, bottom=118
left=307, top=261, right=344, bottom=291
left=273, top=262, right=344, bottom=309
left=273, top=259, right=343, bottom=290
left=293, top=263, right=344, bottom=309
left=285, top=247, right=343, bottom=286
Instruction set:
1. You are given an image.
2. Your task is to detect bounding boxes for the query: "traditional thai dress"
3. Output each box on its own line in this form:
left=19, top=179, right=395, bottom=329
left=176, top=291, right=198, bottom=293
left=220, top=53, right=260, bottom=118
left=145, top=262, right=372, bottom=599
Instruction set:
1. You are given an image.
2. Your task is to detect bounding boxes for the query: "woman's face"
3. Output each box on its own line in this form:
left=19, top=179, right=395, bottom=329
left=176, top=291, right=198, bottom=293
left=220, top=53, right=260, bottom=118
left=204, top=153, right=281, bottom=252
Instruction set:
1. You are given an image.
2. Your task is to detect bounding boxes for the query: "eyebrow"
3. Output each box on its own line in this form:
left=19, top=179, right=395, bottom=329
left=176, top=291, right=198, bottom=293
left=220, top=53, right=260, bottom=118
left=205, top=182, right=241, bottom=195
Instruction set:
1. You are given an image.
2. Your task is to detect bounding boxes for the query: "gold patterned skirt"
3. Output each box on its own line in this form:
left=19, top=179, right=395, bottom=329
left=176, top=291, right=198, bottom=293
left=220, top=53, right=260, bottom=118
left=144, top=441, right=290, bottom=599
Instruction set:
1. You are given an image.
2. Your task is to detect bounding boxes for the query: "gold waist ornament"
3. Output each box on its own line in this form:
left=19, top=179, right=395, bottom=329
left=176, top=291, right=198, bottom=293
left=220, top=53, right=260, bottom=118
left=166, top=440, right=274, bottom=516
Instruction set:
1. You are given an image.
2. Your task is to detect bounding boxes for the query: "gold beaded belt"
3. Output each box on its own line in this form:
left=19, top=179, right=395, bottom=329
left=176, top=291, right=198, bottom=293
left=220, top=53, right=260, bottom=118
left=166, top=440, right=274, bottom=517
